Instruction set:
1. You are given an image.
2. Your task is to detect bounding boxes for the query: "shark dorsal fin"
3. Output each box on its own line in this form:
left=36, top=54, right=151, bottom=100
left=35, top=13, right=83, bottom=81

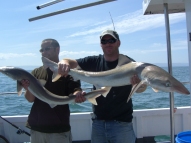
left=117, top=54, right=132, bottom=67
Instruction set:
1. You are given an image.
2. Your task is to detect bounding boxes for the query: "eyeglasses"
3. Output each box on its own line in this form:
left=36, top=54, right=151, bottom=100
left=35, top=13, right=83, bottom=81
left=101, top=38, right=117, bottom=45
left=39, top=47, right=54, bottom=53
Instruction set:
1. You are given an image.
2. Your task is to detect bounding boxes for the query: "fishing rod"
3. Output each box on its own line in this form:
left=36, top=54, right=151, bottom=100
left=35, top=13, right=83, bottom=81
left=36, top=0, right=64, bottom=10
left=0, top=116, right=30, bottom=136
left=109, top=11, right=115, bottom=30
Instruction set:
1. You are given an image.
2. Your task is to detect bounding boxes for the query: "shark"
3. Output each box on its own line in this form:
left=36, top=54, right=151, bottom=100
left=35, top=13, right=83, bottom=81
left=41, top=55, right=190, bottom=102
left=0, top=66, right=109, bottom=107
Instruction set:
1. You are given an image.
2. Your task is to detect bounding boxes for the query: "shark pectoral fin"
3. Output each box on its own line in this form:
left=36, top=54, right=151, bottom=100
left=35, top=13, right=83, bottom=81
left=127, top=84, right=138, bottom=102
left=152, top=88, right=159, bottom=92
left=127, top=81, right=145, bottom=102
left=52, top=74, right=61, bottom=82
left=88, top=97, right=98, bottom=105
left=49, top=104, right=57, bottom=108
left=101, top=87, right=111, bottom=97
left=38, top=79, right=46, bottom=86
left=136, top=83, right=147, bottom=93
left=17, top=81, right=23, bottom=96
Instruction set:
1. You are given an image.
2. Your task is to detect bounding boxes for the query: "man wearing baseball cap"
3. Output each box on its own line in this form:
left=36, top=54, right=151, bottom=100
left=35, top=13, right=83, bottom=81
left=100, top=29, right=120, bottom=40
left=58, top=29, right=146, bottom=143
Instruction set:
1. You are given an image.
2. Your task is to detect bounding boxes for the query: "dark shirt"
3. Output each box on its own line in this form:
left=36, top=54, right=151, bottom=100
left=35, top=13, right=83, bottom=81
left=77, top=54, right=134, bottom=122
left=26, top=66, right=81, bottom=133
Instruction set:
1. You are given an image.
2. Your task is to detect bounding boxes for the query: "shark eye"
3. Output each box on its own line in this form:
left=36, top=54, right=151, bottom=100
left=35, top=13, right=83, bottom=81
left=166, top=81, right=171, bottom=87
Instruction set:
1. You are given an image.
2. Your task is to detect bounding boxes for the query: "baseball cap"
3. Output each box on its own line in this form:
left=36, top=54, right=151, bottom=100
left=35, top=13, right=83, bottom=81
left=100, top=29, right=120, bottom=40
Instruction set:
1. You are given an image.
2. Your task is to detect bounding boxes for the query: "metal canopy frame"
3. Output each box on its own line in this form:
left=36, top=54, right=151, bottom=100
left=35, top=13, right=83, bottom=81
left=28, top=0, right=187, bottom=142
left=36, top=0, right=64, bottom=10
left=29, top=0, right=116, bottom=22
left=143, top=1, right=186, bottom=142
left=163, top=4, right=175, bottom=143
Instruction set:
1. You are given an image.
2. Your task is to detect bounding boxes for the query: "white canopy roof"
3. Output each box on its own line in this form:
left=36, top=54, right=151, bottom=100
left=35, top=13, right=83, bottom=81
left=143, top=0, right=185, bottom=15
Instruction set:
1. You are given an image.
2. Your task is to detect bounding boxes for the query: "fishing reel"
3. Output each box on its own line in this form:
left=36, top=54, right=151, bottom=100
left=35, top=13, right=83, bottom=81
left=16, top=128, right=25, bottom=135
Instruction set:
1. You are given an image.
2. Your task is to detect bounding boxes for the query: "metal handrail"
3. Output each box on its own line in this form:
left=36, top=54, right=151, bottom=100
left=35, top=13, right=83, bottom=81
left=0, top=82, right=189, bottom=95
left=0, top=87, right=94, bottom=95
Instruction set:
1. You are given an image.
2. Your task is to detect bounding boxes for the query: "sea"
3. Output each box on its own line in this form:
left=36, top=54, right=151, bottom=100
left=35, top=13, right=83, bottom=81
left=0, top=66, right=190, bottom=116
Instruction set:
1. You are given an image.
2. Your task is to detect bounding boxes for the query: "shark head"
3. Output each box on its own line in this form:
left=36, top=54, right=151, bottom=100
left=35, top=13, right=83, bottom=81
left=141, top=65, right=190, bottom=95
left=0, top=66, right=21, bottom=80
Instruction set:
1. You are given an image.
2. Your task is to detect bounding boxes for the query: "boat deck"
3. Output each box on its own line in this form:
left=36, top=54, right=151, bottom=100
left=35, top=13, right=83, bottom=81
left=0, top=106, right=190, bottom=143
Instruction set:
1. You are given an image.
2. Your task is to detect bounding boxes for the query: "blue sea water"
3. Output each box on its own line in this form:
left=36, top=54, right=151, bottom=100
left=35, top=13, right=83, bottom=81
left=0, top=66, right=190, bottom=116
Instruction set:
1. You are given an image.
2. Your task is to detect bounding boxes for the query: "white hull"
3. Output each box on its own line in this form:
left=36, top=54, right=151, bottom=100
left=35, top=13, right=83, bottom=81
left=0, top=106, right=190, bottom=143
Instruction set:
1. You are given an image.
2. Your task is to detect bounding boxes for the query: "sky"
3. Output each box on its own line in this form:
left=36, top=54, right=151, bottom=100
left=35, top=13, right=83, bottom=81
left=0, top=0, right=189, bottom=69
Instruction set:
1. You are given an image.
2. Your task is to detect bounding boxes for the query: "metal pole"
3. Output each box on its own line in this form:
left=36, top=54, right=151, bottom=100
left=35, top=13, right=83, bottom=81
left=29, top=0, right=116, bottom=22
left=36, top=0, right=64, bottom=10
left=163, top=3, right=175, bottom=143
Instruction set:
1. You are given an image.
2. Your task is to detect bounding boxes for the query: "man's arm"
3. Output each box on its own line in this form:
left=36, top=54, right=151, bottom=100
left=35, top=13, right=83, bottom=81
left=58, top=59, right=79, bottom=76
left=25, top=90, right=35, bottom=102
left=21, top=79, right=35, bottom=102
left=59, top=59, right=87, bottom=103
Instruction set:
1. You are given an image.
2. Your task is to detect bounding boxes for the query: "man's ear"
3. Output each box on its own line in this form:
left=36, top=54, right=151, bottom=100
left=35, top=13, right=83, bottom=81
left=56, top=47, right=60, bottom=54
left=118, top=40, right=121, bottom=47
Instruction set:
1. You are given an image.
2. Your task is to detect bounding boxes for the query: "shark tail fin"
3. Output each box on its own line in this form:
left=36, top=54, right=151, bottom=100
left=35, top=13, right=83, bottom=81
left=41, top=56, right=61, bottom=82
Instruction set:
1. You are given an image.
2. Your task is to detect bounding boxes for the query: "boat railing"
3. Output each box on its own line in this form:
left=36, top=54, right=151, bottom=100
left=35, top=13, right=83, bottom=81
left=0, top=81, right=190, bottom=95
left=0, top=87, right=94, bottom=95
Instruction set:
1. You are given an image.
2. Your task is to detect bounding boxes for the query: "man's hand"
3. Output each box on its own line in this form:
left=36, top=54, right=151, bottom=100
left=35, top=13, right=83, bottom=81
left=21, top=79, right=35, bottom=102
left=58, top=60, right=71, bottom=77
left=130, top=74, right=147, bottom=93
left=73, top=91, right=86, bottom=103
left=20, top=79, right=30, bottom=90
left=130, top=74, right=140, bottom=85
left=58, top=59, right=78, bottom=77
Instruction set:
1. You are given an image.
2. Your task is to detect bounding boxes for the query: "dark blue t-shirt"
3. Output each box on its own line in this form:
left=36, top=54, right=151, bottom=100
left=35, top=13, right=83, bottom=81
left=77, top=54, right=134, bottom=122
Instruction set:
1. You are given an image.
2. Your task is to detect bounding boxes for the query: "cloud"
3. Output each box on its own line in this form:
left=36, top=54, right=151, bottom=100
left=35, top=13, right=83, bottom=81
left=114, top=10, right=185, bottom=35
left=171, top=29, right=187, bottom=35
left=60, top=50, right=99, bottom=57
left=67, top=9, right=185, bottom=38
left=121, top=39, right=188, bottom=54
left=0, top=53, right=36, bottom=60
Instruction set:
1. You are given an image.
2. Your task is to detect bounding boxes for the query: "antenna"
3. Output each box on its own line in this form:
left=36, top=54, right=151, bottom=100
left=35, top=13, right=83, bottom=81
left=109, top=12, right=115, bottom=30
